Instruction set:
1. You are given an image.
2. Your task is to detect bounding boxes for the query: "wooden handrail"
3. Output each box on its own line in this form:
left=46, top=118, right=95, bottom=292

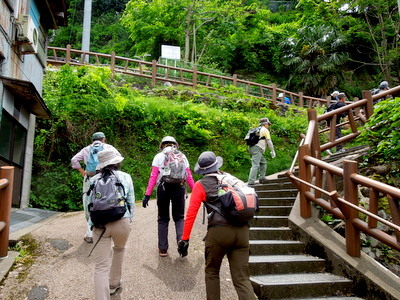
left=47, top=45, right=330, bottom=108
left=287, top=87, right=400, bottom=256
left=0, top=166, right=14, bottom=258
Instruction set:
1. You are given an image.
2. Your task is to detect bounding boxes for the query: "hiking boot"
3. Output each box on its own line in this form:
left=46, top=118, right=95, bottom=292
left=84, top=237, right=93, bottom=243
left=159, top=249, right=168, bottom=257
left=110, top=281, right=122, bottom=295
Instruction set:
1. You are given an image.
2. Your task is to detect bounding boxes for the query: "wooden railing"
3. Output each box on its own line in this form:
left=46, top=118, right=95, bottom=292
left=47, top=45, right=331, bottom=108
left=287, top=86, right=400, bottom=256
left=0, top=166, right=14, bottom=258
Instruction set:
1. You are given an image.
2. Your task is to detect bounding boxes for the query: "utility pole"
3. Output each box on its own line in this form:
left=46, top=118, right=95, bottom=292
left=82, top=0, right=92, bottom=63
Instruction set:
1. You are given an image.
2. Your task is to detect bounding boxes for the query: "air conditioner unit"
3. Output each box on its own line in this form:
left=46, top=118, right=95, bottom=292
left=17, top=14, right=39, bottom=53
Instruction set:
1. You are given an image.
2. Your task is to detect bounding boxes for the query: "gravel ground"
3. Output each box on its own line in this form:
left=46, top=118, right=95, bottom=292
left=0, top=200, right=244, bottom=300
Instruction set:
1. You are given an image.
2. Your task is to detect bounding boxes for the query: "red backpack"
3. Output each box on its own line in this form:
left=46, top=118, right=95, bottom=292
left=205, top=172, right=258, bottom=226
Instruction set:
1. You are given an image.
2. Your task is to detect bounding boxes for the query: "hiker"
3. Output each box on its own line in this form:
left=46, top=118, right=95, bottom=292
left=330, top=90, right=339, bottom=101
left=373, top=80, right=390, bottom=104
left=85, top=149, right=134, bottom=299
left=142, top=136, right=195, bottom=257
left=332, top=93, right=348, bottom=153
left=71, top=132, right=121, bottom=243
left=178, top=151, right=256, bottom=300
left=279, top=92, right=291, bottom=104
left=247, top=117, right=276, bottom=185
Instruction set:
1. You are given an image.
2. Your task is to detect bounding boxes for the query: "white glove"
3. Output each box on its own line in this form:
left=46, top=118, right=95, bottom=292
left=271, top=150, right=276, bottom=158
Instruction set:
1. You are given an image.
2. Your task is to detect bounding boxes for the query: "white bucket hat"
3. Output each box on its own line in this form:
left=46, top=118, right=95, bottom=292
left=96, top=149, right=124, bottom=170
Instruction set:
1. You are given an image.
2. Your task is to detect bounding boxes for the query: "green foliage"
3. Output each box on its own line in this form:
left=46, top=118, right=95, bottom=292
left=358, top=97, right=400, bottom=186
left=33, top=65, right=308, bottom=210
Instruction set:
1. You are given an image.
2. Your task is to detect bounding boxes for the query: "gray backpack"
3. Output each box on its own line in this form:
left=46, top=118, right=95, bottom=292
left=87, top=171, right=128, bottom=227
left=161, top=148, right=187, bottom=184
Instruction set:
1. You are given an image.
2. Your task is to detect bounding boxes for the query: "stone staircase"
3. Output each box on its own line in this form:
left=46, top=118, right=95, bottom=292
left=248, top=174, right=364, bottom=299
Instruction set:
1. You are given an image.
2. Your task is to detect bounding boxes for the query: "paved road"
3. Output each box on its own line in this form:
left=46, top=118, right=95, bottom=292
left=0, top=200, right=242, bottom=299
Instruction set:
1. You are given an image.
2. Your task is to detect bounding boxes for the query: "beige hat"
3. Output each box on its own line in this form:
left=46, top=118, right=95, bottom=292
left=96, top=149, right=124, bottom=170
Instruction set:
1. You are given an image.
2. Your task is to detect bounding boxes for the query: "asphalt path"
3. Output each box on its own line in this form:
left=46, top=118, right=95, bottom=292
left=0, top=199, right=242, bottom=299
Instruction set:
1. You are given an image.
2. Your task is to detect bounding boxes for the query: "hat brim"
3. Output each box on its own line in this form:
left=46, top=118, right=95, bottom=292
left=194, top=156, right=223, bottom=175
left=96, top=156, right=124, bottom=170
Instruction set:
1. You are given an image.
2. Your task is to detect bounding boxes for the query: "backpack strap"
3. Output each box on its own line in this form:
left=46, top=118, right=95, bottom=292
left=88, top=226, right=106, bottom=257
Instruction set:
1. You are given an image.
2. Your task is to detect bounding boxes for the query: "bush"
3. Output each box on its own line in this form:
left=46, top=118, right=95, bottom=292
left=32, top=65, right=308, bottom=210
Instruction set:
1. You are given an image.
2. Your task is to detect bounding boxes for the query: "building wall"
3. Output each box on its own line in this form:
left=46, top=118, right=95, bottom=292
left=0, top=0, right=65, bottom=207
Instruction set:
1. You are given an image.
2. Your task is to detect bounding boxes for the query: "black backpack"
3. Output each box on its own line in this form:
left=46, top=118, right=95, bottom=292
left=87, top=171, right=129, bottom=227
left=244, top=126, right=264, bottom=146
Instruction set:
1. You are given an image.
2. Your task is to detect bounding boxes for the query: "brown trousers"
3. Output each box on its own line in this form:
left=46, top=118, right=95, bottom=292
left=204, top=225, right=256, bottom=300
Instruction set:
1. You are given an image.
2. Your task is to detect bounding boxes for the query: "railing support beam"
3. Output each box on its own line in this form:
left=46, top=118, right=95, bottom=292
left=343, top=160, right=360, bottom=257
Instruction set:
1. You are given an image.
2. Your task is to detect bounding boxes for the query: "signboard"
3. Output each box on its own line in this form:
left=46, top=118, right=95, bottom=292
left=161, top=45, right=181, bottom=60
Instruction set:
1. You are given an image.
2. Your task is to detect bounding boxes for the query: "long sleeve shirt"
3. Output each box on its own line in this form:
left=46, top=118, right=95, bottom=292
left=71, top=142, right=121, bottom=169
left=144, top=148, right=195, bottom=196
left=181, top=181, right=207, bottom=240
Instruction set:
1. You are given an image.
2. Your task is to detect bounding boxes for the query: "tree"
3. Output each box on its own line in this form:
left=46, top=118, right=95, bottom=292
left=280, top=25, right=349, bottom=97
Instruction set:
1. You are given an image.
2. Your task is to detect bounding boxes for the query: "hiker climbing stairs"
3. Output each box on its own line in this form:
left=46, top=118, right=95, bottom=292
left=248, top=174, right=365, bottom=299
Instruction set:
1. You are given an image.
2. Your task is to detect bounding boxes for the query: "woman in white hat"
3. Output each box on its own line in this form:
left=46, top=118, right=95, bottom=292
left=85, top=149, right=134, bottom=299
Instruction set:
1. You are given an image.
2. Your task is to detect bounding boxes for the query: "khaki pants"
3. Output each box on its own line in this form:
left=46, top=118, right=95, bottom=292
left=92, top=218, right=131, bottom=300
left=204, top=226, right=256, bottom=300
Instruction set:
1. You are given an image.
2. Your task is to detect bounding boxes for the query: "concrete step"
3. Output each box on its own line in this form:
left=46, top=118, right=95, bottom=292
left=258, top=197, right=296, bottom=206
left=250, top=227, right=294, bottom=240
left=256, top=189, right=298, bottom=198
left=252, top=180, right=295, bottom=191
left=251, top=273, right=354, bottom=299
left=257, top=205, right=292, bottom=216
left=251, top=216, right=289, bottom=227
left=250, top=240, right=306, bottom=255
left=249, top=255, right=326, bottom=275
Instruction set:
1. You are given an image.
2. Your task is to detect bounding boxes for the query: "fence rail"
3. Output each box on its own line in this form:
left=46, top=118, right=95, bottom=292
left=287, top=86, right=400, bottom=256
left=47, top=45, right=333, bottom=108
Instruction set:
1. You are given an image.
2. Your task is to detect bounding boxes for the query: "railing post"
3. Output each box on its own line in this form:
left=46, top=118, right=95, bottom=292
left=152, top=60, right=157, bottom=87
left=362, top=90, right=374, bottom=119
left=343, top=160, right=361, bottom=257
left=272, top=83, right=277, bottom=104
left=66, top=44, right=71, bottom=64
left=299, top=144, right=311, bottom=218
left=192, top=67, right=198, bottom=89
left=110, top=51, right=116, bottom=78
left=0, top=166, right=14, bottom=259
left=298, top=92, right=304, bottom=107
left=232, top=74, right=237, bottom=87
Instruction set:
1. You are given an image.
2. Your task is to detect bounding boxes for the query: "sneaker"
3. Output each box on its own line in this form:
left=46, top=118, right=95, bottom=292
left=337, top=149, right=345, bottom=153
left=259, top=178, right=268, bottom=184
left=159, top=249, right=168, bottom=257
left=84, top=237, right=93, bottom=243
left=109, top=282, right=121, bottom=295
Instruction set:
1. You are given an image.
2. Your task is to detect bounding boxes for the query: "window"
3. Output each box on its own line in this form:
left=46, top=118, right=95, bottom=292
left=0, top=110, right=27, bottom=167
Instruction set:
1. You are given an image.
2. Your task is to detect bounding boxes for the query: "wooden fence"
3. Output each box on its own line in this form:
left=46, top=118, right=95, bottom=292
left=287, top=86, right=400, bottom=256
left=47, top=45, right=333, bottom=109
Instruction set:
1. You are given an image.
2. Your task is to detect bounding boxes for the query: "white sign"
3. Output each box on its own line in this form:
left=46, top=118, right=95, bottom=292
left=161, top=45, right=181, bottom=60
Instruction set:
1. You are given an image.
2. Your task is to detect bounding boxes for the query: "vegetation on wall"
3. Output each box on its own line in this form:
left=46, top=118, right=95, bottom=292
left=357, top=97, right=400, bottom=187
left=31, top=65, right=308, bottom=211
